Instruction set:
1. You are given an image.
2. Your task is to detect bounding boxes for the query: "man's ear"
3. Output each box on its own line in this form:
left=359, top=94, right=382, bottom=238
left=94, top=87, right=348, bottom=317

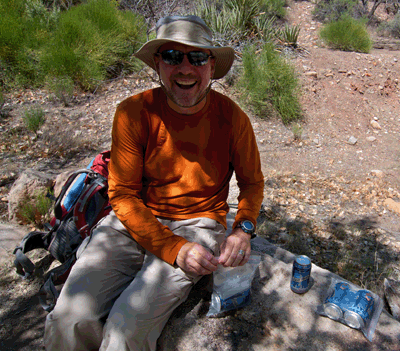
left=153, top=54, right=160, bottom=75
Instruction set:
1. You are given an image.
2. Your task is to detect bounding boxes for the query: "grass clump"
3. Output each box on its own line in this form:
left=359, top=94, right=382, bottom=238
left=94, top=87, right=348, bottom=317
left=18, top=190, right=53, bottom=226
left=23, top=106, right=46, bottom=133
left=319, top=16, right=372, bottom=53
left=41, top=0, right=146, bottom=91
left=239, top=42, right=302, bottom=124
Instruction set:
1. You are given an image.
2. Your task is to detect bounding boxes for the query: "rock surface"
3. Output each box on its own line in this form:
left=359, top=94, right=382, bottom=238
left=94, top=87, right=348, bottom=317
left=159, top=236, right=400, bottom=351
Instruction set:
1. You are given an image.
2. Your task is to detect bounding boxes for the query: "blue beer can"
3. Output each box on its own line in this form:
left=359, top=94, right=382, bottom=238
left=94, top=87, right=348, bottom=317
left=215, top=289, right=251, bottom=313
left=290, top=255, right=312, bottom=294
left=344, top=289, right=375, bottom=329
left=323, top=282, right=351, bottom=320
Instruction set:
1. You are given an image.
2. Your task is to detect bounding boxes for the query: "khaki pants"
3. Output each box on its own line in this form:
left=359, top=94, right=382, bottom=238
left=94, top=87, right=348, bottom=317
left=44, top=211, right=226, bottom=351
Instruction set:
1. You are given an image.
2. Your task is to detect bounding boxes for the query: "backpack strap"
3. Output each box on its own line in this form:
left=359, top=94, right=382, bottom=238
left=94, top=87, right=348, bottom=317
left=13, top=231, right=52, bottom=279
left=74, top=173, right=110, bottom=239
left=38, top=254, right=76, bottom=312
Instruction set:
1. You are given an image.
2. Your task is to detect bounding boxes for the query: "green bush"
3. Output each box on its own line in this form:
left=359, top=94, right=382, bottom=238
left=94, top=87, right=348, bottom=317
left=260, top=0, right=286, bottom=20
left=18, top=190, right=53, bottom=226
left=23, top=106, right=46, bottom=133
left=41, top=0, right=146, bottom=90
left=0, top=0, right=58, bottom=89
left=319, top=16, right=372, bottom=53
left=239, top=42, right=302, bottom=124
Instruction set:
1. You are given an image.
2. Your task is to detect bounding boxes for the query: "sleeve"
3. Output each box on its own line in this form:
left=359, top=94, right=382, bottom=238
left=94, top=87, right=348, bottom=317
left=107, top=99, right=188, bottom=265
left=230, top=104, right=265, bottom=230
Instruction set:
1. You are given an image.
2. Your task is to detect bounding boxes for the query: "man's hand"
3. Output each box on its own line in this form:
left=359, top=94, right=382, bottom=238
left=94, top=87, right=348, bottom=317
left=176, top=242, right=219, bottom=275
left=218, top=228, right=251, bottom=267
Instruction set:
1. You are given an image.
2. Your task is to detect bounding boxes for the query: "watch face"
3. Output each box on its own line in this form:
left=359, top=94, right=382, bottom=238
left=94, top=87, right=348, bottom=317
left=242, top=220, right=254, bottom=231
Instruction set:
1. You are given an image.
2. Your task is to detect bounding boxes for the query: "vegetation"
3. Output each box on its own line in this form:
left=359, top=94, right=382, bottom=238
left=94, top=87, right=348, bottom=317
left=18, top=189, right=53, bottom=226
left=312, top=0, right=365, bottom=23
left=195, top=0, right=287, bottom=46
left=239, top=43, right=302, bottom=124
left=23, top=106, right=46, bottom=133
left=378, top=13, right=400, bottom=38
left=319, top=16, right=372, bottom=53
left=0, top=0, right=146, bottom=91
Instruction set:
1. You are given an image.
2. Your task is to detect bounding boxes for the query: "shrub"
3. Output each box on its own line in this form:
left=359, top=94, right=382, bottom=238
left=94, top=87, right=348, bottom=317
left=46, top=76, right=75, bottom=106
left=378, top=13, right=400, bottom=38
left=41, top=0, right=146, bottom=90
left=239, top=42, right=302, bottom=124
left=18, top=190, right=53, bottom=226
left=23, top=106, right=46, bottom=133
left=0, top=0, right=58, bottom=89
left=319, top=16, right=372, bottom=53
left=312, top=0, right=364, bottom=23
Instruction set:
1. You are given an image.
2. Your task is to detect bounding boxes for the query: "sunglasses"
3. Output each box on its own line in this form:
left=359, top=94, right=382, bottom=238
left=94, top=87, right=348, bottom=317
left=157, top=50, right=213, bottom=67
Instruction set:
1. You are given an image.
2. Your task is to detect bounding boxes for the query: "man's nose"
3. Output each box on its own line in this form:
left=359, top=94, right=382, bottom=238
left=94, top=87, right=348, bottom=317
left=176, top=54, right=194, bottom=73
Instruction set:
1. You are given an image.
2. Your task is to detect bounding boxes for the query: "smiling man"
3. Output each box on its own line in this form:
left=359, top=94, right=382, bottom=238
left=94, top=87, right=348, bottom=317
left=44, top=15, right=264, bottom=351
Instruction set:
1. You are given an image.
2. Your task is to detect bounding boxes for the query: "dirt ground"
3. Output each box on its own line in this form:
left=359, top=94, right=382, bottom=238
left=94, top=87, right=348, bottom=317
left=1, top=1, right=400, bottom=350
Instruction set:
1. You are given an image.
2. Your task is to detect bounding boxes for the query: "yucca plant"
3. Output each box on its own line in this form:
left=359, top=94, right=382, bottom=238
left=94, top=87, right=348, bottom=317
left=279, top=24, right=301, bottom=48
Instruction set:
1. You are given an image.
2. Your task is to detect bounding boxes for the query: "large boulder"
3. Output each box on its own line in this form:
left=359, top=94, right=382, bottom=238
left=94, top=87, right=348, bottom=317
left=7, top=169, right=54, bottom=222
left=158, top=226, right=400, bottom=351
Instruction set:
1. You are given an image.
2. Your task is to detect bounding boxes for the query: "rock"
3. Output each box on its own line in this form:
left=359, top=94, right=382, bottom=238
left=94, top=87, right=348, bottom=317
left=305, top=71, right=318, bottom=78
left=7, top=169, right=54, bottom=222
left=347, top=136, right=358, bottom=145
left=371, top=170, right=384, bottom=178
left=384, top=278, right=400, bottom=321
left=54, top=171, right=74, bottom=198
left=159, top=237, right=400, bottom=351
left=384, top=198, right=400, bottom=215
left=366, top=136, right=377, bottom=142
left=370, top=120, right=382, bottom=130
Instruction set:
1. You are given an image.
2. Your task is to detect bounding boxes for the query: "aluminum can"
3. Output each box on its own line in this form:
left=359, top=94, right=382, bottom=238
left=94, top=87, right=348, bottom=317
left=323, top=282, right=351, bottom=320
left=290, top=255, right=312, bottom=293
left=215, top=289, right=251, bottom=313
left=344, top=289, right=375, bottom=329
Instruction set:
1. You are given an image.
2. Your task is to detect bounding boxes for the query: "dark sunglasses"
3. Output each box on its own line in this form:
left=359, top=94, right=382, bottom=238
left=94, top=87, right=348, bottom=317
left=157, top=50, right=213, bottom=67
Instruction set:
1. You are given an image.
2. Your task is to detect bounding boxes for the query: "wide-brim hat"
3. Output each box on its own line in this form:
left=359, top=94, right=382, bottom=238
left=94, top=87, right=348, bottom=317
left=134, top=15, right=235, bottom=80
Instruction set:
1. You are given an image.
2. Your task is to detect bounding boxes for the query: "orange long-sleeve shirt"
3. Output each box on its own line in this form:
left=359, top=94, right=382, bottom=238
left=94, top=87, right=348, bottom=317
left=108, top=87, right=264, bottom=265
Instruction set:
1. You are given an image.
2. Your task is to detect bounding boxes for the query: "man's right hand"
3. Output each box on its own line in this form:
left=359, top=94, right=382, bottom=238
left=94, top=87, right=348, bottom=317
left=175, top=242, right=218, bottom=276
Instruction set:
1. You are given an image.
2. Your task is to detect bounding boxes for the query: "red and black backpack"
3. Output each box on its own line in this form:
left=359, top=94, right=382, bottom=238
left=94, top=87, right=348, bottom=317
left=13, top=150, right=112, bottom=312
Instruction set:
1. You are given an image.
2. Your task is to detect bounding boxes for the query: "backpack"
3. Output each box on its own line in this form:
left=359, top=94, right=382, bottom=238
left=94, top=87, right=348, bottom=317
left=13, top=150, right=112, bottom=312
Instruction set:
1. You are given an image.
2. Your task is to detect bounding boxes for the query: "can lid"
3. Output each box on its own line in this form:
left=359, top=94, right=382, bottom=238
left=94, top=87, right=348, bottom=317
left=344, top=310, right=364, bottom=329
left=295, top=255, right=311, bottom=265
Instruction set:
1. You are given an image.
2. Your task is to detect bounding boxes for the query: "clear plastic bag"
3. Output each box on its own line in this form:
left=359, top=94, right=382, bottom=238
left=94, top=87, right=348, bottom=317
left=207, top=254, right=261, bottom=317
left=316, top=277, right=383, bottom=342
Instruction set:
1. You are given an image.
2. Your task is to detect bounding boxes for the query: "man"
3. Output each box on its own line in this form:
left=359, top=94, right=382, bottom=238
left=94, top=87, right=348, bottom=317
left=44, top=15, right=264, bottom=350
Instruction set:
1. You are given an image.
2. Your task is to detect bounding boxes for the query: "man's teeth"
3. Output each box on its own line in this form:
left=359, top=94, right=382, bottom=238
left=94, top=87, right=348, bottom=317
left=176, top=80, right=196, bottom=85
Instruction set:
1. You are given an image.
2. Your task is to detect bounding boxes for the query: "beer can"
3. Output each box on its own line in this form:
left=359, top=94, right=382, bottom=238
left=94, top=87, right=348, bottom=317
left=323, top=282, right=350, bottom=320
left=214, top=289, right=251, bottom=313
left=344, top=289, right=375, bottom=329
left=290, top=255, right=312, bottom=294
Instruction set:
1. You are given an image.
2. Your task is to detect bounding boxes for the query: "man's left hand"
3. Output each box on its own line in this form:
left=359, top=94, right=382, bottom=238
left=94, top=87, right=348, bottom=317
left=218, top=228, right=251, bottom=267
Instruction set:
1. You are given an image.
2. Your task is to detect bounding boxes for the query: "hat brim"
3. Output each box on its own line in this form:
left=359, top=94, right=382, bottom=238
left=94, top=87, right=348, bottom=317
left=134, top=39, right=235, bottom=80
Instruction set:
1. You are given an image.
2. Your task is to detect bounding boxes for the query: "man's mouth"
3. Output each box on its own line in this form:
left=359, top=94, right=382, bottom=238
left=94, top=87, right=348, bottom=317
left=175, top=80, right=197, bottom=90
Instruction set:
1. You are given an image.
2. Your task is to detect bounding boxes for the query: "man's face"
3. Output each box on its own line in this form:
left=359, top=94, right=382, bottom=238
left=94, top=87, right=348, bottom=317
left=154, top=42, right=215, bottom=114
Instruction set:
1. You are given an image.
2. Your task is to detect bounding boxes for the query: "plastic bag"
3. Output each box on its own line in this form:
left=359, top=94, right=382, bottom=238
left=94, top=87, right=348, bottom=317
left=316, top=277, right=383, bottom=342
left=207, top=254, right=261, bottom=317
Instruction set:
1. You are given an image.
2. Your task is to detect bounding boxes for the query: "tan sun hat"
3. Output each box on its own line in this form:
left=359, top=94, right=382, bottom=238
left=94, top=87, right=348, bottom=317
left=134, top=15, right=235, bottom=80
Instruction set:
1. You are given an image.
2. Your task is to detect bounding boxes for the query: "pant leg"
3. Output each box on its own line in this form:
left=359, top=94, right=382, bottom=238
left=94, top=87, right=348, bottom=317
left=44, top=212, right=145, bottom=351
left=100, top=217, right=226, bottom=351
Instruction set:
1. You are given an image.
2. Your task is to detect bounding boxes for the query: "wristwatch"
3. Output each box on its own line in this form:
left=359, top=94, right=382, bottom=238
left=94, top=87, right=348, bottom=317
left=236, top=220, right=256, bottom=239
